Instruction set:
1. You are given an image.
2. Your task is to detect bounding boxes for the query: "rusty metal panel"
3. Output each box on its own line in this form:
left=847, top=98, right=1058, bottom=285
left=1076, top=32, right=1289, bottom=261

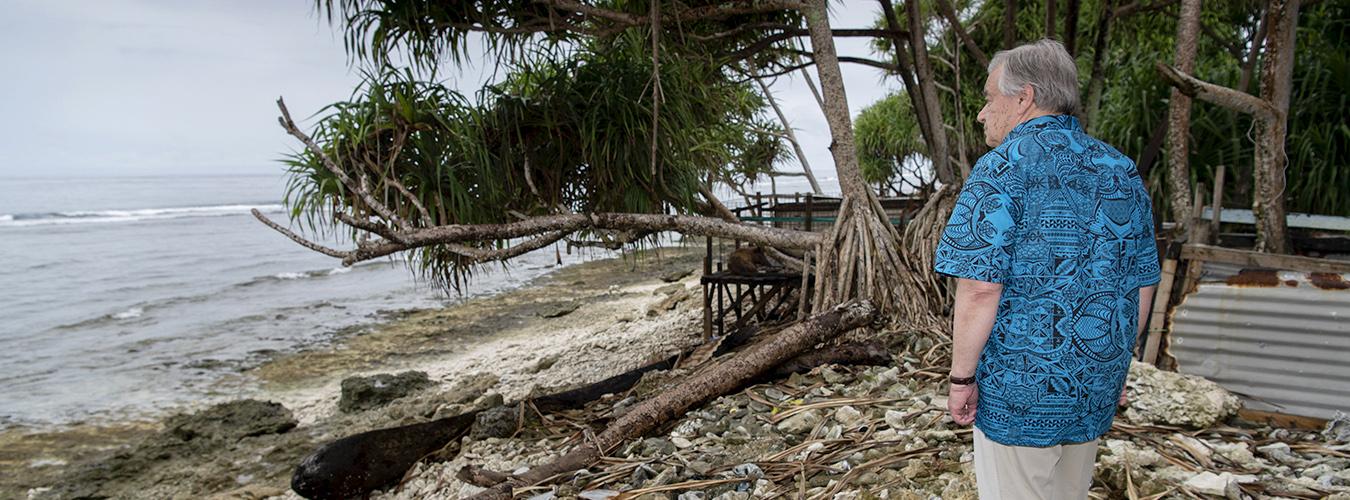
left=1169, top=270, right=1350, bottom=419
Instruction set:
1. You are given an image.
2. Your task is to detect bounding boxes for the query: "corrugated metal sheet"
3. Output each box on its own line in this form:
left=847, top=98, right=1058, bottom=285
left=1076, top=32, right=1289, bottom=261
left=1169, top=270, right=1350, bottom=419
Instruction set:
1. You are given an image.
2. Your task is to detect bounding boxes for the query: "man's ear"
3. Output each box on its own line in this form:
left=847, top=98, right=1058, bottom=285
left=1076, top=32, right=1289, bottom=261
left=1018, top=85, right=1036, bottom=113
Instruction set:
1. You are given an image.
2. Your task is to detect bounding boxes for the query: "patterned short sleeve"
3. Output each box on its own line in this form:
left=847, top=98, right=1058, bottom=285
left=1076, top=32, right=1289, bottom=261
left=1131, top=186, right=1162, bottom=288
left=933, top=160, right=1018, bottom=284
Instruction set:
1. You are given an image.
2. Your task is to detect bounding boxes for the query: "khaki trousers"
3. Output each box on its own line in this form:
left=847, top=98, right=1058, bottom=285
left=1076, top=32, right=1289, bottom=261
left=972, top=427, right=1098, bottom=500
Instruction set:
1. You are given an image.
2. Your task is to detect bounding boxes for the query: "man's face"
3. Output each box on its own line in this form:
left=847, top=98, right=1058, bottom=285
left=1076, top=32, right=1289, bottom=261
left=976, top=66, right=1026, bottom=147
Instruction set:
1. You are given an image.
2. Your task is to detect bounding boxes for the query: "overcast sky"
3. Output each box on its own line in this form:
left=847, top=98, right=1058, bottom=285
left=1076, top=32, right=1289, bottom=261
left=0, top=1, right=900, bottom=189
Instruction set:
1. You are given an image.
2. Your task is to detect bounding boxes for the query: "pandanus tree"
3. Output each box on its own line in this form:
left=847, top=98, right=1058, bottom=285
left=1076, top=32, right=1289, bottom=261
left=259, top=0, right=955, bottom=320
left=258, top=2, right=960, bottom=496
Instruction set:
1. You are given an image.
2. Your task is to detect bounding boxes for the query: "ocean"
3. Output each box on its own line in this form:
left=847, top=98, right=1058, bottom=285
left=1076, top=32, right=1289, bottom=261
left=0, top=175, right=604, bottom=428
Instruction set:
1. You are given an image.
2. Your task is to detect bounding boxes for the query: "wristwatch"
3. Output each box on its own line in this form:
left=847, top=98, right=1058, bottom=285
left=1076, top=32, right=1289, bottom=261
left=949, top=374, right=977, bottom=385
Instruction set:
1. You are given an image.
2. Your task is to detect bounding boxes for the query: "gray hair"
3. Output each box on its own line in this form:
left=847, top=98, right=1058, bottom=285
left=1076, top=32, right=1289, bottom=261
left=987, top=39, right=1080, bottom=114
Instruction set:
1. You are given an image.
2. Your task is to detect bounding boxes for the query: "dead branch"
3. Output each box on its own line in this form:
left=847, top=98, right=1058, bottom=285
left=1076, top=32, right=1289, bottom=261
left=464, top=300, right=877, bottom=500
left=276, top=98, right=408, bottom=231
left=258, top=210, right=822, bottom=267
left=250, top=209, right=352, bottom=259
left=1154, top=63, right=1278, bottom=120
left=753, top=73, right=823, bottom=194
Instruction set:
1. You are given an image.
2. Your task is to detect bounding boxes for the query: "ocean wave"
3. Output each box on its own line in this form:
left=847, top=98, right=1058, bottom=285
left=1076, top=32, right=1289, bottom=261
left=0, top=204, right=285, bottom=227
left=111, top=307, right=144, bottom=320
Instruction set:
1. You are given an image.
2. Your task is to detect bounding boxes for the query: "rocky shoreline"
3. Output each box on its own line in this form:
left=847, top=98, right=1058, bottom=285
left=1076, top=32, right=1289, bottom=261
left=372, top=358, right=1350, bottom=500
left=4, top=246, right=708, bottom=499
left=7, top=243, right=1350, bottom=500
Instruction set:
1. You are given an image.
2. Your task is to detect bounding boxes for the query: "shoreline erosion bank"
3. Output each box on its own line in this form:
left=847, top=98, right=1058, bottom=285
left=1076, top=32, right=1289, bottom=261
left=3, top=246, right=709, bottom=499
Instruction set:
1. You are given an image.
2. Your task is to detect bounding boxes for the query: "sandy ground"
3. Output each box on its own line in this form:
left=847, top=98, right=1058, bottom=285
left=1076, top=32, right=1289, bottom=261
left=1, top=245, right=710, bottom=500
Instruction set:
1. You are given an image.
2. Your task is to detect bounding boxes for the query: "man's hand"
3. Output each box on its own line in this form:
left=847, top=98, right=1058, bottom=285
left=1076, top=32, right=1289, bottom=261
left=1118, top=385, right=1128, bottom=407
left=948, top=384, right=978, bottom=425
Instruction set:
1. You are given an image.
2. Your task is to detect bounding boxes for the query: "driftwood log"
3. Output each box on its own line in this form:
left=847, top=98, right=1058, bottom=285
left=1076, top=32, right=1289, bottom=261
left=291, top=303, right=881, bottom=499
left=290, top=413, right=478, bottom=499
left=465, top=300, right=877, bottom=499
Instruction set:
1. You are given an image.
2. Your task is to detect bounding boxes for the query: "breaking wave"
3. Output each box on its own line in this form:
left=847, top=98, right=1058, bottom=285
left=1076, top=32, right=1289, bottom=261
left=0, top=204, right=285, bottom=227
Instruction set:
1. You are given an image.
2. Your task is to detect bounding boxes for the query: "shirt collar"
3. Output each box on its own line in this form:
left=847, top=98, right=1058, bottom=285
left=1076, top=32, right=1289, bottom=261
left=1004, top=114, right=1081, bottom=142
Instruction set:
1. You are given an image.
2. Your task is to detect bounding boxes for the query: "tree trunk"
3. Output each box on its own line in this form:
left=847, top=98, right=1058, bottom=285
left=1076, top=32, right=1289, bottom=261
left=1253, top=0, right=1297, bottom=253
left=1238, top=5, right=1270, bottom=95
left=465, top=300, right=878, bottom=500
left=935, top=0, right=990, bottom=67
left=1083, top=0, right=1116, bottom=132
left=805, top=0, right=912, bottom=316
left=1003, top=0, right=1018, bottom=49
left=1165, top=0, right=1201, bottom=233
left=755, top=76, right=824, bottom=195
left=878, top=0, right=939, bottom=183
left=1046, top=0, right=1059, bottom=39
left=1064, top=0, right=1082, bottom=55
left=905, top=0, right=962, bottom=181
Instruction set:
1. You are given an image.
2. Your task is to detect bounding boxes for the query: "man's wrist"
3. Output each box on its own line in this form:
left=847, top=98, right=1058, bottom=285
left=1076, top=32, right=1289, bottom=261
left=949, top=373, right=977, bottom=385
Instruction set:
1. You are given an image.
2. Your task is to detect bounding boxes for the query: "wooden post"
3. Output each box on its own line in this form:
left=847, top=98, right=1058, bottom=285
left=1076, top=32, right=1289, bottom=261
left=1210, top=165, right=1226, bottom=245
left=1141, top=244, right=1180, bottom=366
left=804, top=194, right=814, bottom=233
left=716, top=262, right=724, bottom=338
left=703, top=236, right=713, bottom=339
left=755, top=191, right=762, bottom=223
left=1181, top=182, right=1208, bottom=295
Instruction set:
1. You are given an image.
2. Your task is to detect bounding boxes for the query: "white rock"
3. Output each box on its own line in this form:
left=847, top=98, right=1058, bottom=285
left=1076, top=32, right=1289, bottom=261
left=834, top=405, right=864, bottom=427
left=1183, top=471, right=1229, bottom=496
left=1124, top=361, right=1241, bottom=428
left=671, top=437, right=694, bottom=449
left=884, top=409, right=907, bottom=430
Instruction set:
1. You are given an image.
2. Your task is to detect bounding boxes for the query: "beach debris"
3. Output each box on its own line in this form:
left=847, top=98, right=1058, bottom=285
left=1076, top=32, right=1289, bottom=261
left=455, top=301, right=878, bottom=499
left=1122, top=360, right=1240, bottom=429
left=291, top=413, right=478, bottom=500
left=374, top=320, right=1350, bottom=500
left=166, top=399, right=297, bottom=441
left=338, top=371, right=433, bottom=413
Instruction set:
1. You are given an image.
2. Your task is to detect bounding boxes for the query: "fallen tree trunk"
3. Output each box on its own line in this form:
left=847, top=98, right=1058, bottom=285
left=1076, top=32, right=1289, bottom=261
left=466, top=300, right=877, bottom=499
left=291, top=313, right=886, bottom=499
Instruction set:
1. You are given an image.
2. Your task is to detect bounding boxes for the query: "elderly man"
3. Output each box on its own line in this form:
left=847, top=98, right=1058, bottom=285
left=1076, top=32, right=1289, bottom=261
left=934, top=39, right=1161, bottom=499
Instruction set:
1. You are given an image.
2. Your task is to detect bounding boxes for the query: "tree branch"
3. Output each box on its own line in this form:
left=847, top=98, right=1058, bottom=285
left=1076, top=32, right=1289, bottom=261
left=1154, top=62, right=1278, bottom=120
left=277, top=98, right=408, bottom=231
left=1115, top=0, right=1180, bottom=18
left=252, top=210, right=352, bottom=259
left=933, top=0, right=989, bottom=67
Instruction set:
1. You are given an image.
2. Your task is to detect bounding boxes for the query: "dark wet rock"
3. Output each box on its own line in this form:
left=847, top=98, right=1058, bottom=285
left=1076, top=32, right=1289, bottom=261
left=166, top=399, right=297, bottom=442
left=641, top=438, right=677, bottom=456
left=338, top=371, right=432, bottom=413
left=42, top=400, right=302, bottom=500
left=471, top=405, right=522, bottom=440
left=662, top=269, right=693, bottom=282
left=539, top=301, right=581, bottom=318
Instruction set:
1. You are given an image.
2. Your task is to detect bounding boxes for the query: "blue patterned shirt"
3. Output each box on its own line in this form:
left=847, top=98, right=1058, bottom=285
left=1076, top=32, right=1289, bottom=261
left=934, top=115, right=1161, bottom=447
